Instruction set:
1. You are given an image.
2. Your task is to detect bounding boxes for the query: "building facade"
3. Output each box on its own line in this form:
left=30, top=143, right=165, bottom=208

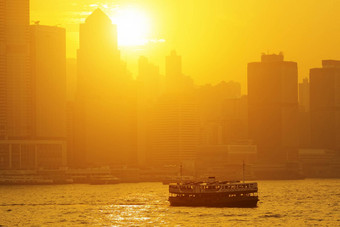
left=75, top=9, right=136, bottom=167
left=248, top=53, right=299, bottom=163
left=149, top=51, right=199, bottom=166
left=30, top=24, right=67, bottom=139
left=0, top=0, right=31, bottom=138
left=0, top=1, right=68, bottom=170
left=310, top=60, right=340, bottom=151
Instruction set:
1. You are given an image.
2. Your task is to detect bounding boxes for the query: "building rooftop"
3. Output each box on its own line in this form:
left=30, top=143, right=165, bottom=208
left=85, top=8, right=112, bottom=24
left=322, top=60, right=340, bottom=68
left=261, top=53, right=284, bottom=62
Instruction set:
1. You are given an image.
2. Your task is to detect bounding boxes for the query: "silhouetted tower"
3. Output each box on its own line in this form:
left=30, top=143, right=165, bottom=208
left=248, top=53, right=299, bottom=163
left=299, top=78, right=310, bottom=113
left=77, top=8, right=123, bottom=98
left=0, top=0, right=30, bottom=138
left=75, top=9, right=133, bottom=167
left=136, top=56, right=161, bottom=167
left=0, top=1, right=68, bottom=170
left=165, top=50, right=193, bottom=93
left=298, top=78, right=311, bottom=148
left=310, top=60, right=340, bottom=151
left=166, top=50, right=182, bottom=78
left=150, top=94, right=200, bottom=166
left=138, top=56, right=160, bottom=101
left=148, top=51, right=198, bottom=166
left=30, top=25, right=67, bottom=139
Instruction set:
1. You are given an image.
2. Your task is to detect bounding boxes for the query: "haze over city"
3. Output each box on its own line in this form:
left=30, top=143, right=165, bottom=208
left=1, top=0, right=340, bottom=226
left=31, top=0, right=340, bottom=90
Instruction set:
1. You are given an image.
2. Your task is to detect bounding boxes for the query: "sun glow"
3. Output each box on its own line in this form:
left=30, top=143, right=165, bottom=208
left=111, top=7, right=150, bottom=46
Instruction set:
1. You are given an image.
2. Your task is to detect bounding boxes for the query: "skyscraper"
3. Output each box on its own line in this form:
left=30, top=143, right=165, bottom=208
left=0, top=2, right=67, bottom=170
left=0, top=0, right=30, bottom=138
left=136, top=56, right=160, bottom=166
left=299, top=78, right=310, bottom=113
left=310, top=60, right=340, bottom=151
left=30, top=24, right=67, bottom=139
left=248, top=53, right=299, bottom=163
left=75, top=9, right=135, bottom=166
left=165, top=50, right=193, bottom=93
left=150, top=94, right=199, bottom=166
left=298, top=78, right=311, bottom=148
left=149, top=52, right=199, bottom=166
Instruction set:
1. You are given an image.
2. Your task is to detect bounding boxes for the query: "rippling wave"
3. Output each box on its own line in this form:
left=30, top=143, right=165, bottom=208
left=1, top=179, right=340, bottom=226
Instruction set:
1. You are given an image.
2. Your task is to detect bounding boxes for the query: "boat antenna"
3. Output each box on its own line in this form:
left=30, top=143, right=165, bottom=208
left=242, top=160, right=245, bottom=183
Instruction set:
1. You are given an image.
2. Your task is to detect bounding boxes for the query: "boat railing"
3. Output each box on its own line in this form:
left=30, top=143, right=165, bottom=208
left=169, top=182, right=258, bottom=194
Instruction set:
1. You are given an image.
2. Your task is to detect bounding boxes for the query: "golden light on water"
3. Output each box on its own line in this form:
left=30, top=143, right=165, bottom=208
left=110, top=6, right=151, bottom=46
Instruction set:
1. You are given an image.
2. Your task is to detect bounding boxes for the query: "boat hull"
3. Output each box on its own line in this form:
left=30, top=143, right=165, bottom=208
left=169, top=196, right=258, bottom=207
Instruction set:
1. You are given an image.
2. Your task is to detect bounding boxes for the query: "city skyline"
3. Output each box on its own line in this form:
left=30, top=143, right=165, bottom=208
left=0, top=1, right=339, bottom=176
left=1, top=1, right=340, bottom=225
left=30, top=0, right=340, bottom=91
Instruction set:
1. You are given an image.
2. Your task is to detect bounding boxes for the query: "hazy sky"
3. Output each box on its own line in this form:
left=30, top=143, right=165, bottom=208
left=31, top=0, right=340, bottom=93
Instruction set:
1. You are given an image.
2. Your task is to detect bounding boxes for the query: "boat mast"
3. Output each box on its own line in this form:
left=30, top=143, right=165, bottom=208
left=180, top=163, right=183, bottom=181
left=242, top=160, right=245, bottom=183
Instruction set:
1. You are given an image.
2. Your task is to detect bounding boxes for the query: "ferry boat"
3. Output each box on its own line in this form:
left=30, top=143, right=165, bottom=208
left=168, top=177, right=259, bottom=207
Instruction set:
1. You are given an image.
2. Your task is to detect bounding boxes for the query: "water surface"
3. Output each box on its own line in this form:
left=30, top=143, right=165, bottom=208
left=1, top=179, right=339, bottom=226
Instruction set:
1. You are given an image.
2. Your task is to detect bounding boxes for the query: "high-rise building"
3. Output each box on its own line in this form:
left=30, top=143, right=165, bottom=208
left=149, top=52, right=199, bottom=166
left=30, top=24, right=67, bottom=139
left=0, top=0, right=30, bottom=138
left=197, top=81, right=243, bottom=145
left=248, top=53, right=299, bottom=163
left=136, top=56, right=160, bottom=167
left=299, top=78, right=310, bottom=112
left=75, top=9, right=135, bottom=166
left=310, top=60, right=340, bottom=151
left=222, top=96, right=248, bottom=144
left=150, top=94, right=199, bottom=166
left=298, top=78, right=311, bottom=148
left=0, top=2, right=68, bottom=170
left=165, top=50, right=193, bottom=93
left=137, top=56, right=161, bottom=101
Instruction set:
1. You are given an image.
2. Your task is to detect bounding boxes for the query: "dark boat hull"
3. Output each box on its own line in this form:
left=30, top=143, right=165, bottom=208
left=169, top=196, right=258, bottom=207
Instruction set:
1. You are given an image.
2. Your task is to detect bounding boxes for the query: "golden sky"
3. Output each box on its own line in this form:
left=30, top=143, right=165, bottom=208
left=31, top=0, right=340, bottom=92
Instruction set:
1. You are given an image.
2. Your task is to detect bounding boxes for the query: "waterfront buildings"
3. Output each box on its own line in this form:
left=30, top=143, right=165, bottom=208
left=310, top=60, right=340, bottom=151
left=30, top=24, right=67, bottom=139
left=0, top=0, right=30, bottom=138
left=149, top=51, right=199, bottom=166
left=136, top=56, right=161, bottom=166
left=74, top=9, right=136, bottom=167
left=0, top=1, right=67, bottom=170
left=248, top=53, right=299, bottom=163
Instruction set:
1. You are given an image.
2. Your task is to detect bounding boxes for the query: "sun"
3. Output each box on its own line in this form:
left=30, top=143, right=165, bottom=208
left=110, top=6, right=150, bottom=46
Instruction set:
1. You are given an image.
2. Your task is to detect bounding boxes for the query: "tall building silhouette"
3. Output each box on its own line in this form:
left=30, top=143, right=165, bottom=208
left=30, top=24, right=67, bottom=139
left=75, top=9, right=135, bottom=167
left=0, top=0, right=30, bottom=137
left=222, top=96, right=248, bottom=144
left=298, top=78, right=311, bottom=148
left=248, top=54, right=299, bottom=163
left=0, top=2, right=67, bottom=170
left=149, top=52, right=199, bottom=166
left=165, top=50, right=193, bottom=93
left=137, top=56, right=161, bottom=101
left=150, top=94, right=199, bottom=166
left=136, top=56, right=160, bottom=166
left=197, top=81, right=243, bottom=145
left=299, top=78, right=310, bottom=113
left=310, top=60, right=340, bottom=151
